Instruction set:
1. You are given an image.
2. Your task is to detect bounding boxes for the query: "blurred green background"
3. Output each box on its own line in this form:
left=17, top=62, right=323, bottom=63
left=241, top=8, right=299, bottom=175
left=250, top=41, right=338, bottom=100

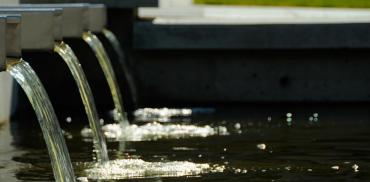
left=194, top=0, right=370, bottom=8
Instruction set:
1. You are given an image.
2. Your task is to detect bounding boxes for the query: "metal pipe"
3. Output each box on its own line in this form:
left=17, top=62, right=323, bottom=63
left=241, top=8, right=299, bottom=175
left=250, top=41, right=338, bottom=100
left=0, top=8, right=62, bottom=51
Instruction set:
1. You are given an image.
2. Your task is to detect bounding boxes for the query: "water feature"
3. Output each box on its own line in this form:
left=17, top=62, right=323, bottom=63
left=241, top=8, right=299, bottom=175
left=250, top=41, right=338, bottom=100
left=3, top=106, right=370, bottom=181
left=54, top=41, right=109, bottom=164
left=102, top=28, right=138, bottom=105
left=6, top=58, right=76, bottom=182
left=82, top=31, right=129, bottom=127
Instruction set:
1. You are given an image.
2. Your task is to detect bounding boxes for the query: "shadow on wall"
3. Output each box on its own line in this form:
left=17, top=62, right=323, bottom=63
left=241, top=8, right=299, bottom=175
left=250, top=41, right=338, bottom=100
left=0, top=72, right=14, bottom=123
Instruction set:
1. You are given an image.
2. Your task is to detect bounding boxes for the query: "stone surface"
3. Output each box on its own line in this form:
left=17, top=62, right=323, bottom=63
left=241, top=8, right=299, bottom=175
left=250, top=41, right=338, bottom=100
left=132, top=49, right=370, bottom=106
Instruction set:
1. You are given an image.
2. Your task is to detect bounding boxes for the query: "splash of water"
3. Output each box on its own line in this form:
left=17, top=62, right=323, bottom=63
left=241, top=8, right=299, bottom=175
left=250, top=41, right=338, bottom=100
left=134, top=108, right=192, bottom=122
left=7, top=58, right=76, bottom=182
left=54, top=42, right=109, bottom=164
left=82, top=31, right=129, bottom=127
left=82, top=159, right=223, bottom=180
left=102, top=29, right=138, bottom=105
left=81, top=122, right=228, bottom=141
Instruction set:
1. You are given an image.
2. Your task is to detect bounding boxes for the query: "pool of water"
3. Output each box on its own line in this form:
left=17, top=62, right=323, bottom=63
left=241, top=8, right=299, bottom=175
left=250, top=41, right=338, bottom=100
left=2, top=105, right=370, bottom=181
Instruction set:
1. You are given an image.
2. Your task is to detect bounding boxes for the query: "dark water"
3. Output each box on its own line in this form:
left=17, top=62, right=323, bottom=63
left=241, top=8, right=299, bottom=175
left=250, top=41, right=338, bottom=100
left=2, top=106, right=370, bottom=181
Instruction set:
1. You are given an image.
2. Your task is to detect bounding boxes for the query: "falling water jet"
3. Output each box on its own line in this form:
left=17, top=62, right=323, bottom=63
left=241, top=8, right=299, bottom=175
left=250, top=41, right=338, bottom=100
left=82, top=31, right=129, bottom=127
left=6, top=58, right=76, bottom=182
left=0, top=7, right=109, bottom=164
left=54, top=41, right=109, bottom=164
left=101, top=28, right=138, bottom=108
left=0, top=12, right=76, bottom=182
left=17, top=3, right=130, bottom=128
left=87, top=3, right=136, bottom=123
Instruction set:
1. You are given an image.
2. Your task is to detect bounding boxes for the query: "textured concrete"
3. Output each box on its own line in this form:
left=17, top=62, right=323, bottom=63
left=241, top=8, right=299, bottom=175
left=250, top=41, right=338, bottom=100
left=0, top=72, right=13, bottom=123
left=132, top=6, right=370, bottom=106
left=133, top=49, right=370, bottom=107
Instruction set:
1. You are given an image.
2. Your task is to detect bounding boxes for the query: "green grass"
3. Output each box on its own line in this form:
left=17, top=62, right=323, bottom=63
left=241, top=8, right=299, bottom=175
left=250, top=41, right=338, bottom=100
left=194, top=0, right=370, bottom=8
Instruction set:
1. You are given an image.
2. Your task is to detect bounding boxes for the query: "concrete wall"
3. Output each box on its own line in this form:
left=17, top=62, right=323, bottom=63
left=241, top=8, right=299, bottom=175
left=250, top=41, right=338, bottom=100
left=0, top=0, right=18, bottom=123
left=1, top=0, right=19, bottom=4
left=0, top=72, right=13, bottom=123
left=132, top=49, right=370, bottom=107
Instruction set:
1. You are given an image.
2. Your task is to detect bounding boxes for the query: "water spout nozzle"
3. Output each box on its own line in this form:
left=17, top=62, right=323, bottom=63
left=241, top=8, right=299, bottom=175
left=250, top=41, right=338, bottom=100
left=19, top=4, right=90, bottom=38
left=0, top=8, right=62, bottom=51
left=5, top=15, right=21, bottom=58
left=0, top=15, right=21, bottom=71
left=18, top=3, right=107, bottom=36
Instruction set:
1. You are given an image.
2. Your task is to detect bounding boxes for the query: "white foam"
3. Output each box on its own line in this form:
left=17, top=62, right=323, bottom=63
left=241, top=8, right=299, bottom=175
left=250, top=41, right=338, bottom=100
left=84, top=159, right=223, bottom=180
left=81, top=122, right=228, bottom=141
left=134, top=108, right=192, bottom=122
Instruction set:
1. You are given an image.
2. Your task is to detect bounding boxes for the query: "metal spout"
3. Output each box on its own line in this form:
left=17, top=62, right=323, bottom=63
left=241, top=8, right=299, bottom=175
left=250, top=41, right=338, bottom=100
left=18, top=4, right=107, bottom=35
left=19, top=4, right=90, bottom=38
left=0, top=15, right=21, bottom=71
left=5, top=15, right=21, bottom=59
left=0, top=8, right=62, bottom=51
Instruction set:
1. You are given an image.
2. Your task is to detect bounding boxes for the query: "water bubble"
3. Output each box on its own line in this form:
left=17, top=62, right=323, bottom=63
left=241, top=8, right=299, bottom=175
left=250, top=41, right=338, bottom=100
left=84, top=159, right=216, bottom=180
left=286, top=113, right=293, bottom=118
left=223, top=148, right=227, bottom=152
left=81, top=123, right=229, bottom=141
left=309, top=117, right=314, bottom=122
left=99, top=119, right=104, bottom=125
left=257, top=143, right=267, bottom=150
left=234, top=169, right=241, bottom=173
left=198, top=154, right=203, bottom=158
left=172, top=147, right=197, bottom=151
left=313, top=113, right=319, bottom=118
left=267, top=116, right=272, bottom=122
left=65, top=117, right=72, bottom=123
left=331, top=166, right=340, bottom=170
left=352, top=164, right=359, bottom=172
left=134, top=108, right=192, bottom=122
left=234, top=123, right=241, bottom=130
left=77, top=177, right=88, bottom=182
left=307, top=169, right=313, bottom=172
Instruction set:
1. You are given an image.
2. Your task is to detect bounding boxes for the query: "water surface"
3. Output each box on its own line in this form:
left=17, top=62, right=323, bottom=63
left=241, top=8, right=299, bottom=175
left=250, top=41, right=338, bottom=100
left=2, top=106, right=370, bottom=181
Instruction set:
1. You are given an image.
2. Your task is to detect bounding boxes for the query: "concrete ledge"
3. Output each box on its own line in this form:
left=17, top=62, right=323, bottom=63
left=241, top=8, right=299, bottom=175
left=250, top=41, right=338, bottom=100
left=20, top=0, right=158, bottom=8
left=134, top=22, right=370, bottom=50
